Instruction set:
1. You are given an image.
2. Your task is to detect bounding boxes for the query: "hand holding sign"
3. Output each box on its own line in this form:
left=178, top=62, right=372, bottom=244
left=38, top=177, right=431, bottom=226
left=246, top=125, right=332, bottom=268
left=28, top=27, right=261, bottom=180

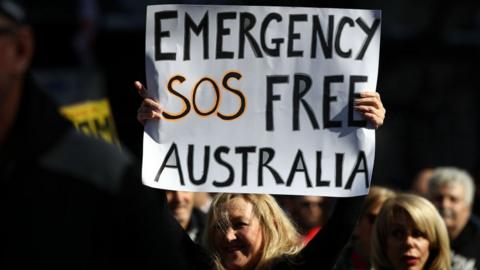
left=354, top=92, right=385, bottom=129
left=135, top=81, right=162, bottom=125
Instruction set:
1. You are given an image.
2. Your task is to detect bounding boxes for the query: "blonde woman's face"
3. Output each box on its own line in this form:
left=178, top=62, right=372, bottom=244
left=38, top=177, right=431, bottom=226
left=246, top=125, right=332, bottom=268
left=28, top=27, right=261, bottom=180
left=214, top=197, right=264, bottom=270
left=386, top=211, right=430, bottom=270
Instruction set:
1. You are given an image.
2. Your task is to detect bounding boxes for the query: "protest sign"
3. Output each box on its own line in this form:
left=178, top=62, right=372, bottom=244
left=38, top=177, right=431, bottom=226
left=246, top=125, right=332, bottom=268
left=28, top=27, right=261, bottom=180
left=142, top=4, right=381, bottom=196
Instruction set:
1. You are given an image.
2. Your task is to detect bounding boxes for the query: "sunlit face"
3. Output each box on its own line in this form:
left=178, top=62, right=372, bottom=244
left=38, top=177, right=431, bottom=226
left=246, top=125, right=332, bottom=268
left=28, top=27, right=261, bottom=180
left=213, top=197, right=264, bottom=270
left=166, top=191, right=194, bottom=229
left=430, top=183, right=470, bottom=239
left=386, top=211, right=430, bottom=270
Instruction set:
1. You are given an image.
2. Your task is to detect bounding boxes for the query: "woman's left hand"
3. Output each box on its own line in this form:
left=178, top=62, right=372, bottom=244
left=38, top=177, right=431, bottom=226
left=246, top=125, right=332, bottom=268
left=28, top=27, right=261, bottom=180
left=355, top=92, right=386, bottom=129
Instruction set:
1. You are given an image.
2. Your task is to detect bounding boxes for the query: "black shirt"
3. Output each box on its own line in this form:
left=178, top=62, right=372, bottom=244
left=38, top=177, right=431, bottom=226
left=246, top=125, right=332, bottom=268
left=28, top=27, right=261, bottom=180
left=451, top=215, right=480, bottom=270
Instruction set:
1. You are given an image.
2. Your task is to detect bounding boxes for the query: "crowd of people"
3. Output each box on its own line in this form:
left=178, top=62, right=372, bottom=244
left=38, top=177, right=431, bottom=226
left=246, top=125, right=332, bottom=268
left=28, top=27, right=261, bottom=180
left=2, top=1, right=480, bottom=270
left=156, top=167, right=480, bottom=270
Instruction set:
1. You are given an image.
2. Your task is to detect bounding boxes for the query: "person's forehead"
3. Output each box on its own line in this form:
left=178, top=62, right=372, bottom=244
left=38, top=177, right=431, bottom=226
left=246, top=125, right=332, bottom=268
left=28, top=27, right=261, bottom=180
left=298, top=196, right=324, bottom=203
left=391, top=210, right=415, bottom=227
left=226, top=197, right=254, bottom=217
left=437, top=183, right=465, bottom=196
left=166, top=190, right=194, bottom=198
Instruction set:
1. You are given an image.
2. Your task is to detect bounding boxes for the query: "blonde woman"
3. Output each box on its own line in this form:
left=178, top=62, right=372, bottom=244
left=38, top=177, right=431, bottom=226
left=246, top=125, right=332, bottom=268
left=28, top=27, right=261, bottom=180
left=206, top=194, right=302, bottom=270
left=371, top=193, right=451, bottom=270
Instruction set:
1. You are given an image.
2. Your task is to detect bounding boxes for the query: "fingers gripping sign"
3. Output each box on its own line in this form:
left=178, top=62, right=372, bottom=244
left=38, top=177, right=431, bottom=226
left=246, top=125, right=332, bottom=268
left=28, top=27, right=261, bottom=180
left=354, top=92, right=385, bottom=128
left=135, top=81, right=162, bottom=125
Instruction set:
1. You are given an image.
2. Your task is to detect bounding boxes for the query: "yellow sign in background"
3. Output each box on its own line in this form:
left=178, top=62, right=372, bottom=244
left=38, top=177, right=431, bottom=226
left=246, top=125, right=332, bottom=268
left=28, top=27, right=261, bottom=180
left=60, top=99, right=120, bottom=147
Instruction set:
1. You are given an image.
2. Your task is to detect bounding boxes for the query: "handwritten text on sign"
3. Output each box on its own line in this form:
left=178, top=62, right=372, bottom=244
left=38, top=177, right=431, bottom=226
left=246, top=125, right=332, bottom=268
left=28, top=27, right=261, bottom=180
left=142, top=5, right=381, bottom=197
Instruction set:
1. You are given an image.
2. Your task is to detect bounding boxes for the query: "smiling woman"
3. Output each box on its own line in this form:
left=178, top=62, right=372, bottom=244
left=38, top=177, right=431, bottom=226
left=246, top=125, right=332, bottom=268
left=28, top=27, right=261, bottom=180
left=371, top=194, right=451, bottom=270
left=207, top=194, right=302, bottom=270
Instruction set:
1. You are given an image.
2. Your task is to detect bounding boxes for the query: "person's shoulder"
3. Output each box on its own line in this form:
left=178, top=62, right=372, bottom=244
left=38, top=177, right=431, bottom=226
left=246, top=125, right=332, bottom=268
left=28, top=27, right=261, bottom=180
left=470, top=214, right=480, bottom=224
left=465, top=215, right=480, bottom=237
left=192, top=207, right=207, bottom=219
left=39, top=129, right=137, bottom=193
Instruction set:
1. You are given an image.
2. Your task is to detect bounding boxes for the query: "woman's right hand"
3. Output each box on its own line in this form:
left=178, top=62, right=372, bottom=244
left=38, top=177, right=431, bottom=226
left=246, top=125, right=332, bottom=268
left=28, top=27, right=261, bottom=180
left=134, top=81, right=162, bottom=125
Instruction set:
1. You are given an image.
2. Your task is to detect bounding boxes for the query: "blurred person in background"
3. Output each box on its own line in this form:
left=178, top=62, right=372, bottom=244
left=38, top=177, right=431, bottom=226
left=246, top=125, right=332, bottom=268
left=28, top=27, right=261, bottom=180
left=194, top=191, right=213, bottom=214
left=410, top=168, right=434, bottom=198
left=335, top=186, right=396, bottom=269
left=0, top=1, right=205, bottom=269
left=166, top=190, right=206, bottom=243
left=371, top=193, right=451, bottom=270
left=287, top=195, right=334, bottom=244
left=428, top=167, right=480, bottom=270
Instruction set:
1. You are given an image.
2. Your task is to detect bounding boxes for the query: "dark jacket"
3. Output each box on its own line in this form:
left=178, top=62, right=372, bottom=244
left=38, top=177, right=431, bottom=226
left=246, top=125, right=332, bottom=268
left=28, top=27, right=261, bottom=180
left=451, top=215, right=480, bottom=270
left=187, top=207, right=207, bottom=243
left=0, top=78, right=209, bottom=269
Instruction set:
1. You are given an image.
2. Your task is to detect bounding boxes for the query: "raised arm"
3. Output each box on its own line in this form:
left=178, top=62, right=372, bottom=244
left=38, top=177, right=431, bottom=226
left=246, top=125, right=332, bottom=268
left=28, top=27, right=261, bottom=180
left=132, top=81, right=211, bottom=269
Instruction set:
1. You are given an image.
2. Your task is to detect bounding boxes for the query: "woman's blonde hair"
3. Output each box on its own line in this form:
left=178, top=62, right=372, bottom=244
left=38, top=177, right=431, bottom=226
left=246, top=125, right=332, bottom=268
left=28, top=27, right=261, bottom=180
left=371, top=193, right=451, bottom=270
left=206, top=193, right=303, bottom=270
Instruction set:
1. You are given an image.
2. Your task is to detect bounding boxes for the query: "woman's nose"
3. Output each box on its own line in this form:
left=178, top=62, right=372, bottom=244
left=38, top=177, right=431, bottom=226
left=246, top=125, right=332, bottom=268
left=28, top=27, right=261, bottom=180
left=225, top=227, right=237, bottom=241
left=404, top=235, right=415, bottom=247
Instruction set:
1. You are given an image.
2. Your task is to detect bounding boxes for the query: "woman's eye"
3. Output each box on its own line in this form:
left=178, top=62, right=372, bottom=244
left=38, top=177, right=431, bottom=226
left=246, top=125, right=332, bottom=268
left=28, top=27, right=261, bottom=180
left=412, top=229, right=425, bottom=238
left=232, top=222, right=247, bottom=229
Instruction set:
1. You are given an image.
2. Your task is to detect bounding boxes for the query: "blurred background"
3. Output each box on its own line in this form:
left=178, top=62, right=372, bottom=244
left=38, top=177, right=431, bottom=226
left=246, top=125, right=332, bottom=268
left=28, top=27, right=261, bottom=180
left=22, top=0, right=480, bottom=193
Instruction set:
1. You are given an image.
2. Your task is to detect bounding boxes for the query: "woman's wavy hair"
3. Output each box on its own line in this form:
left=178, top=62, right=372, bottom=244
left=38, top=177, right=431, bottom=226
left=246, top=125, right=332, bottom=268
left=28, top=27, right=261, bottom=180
left=206, top=193, right=303, bottom=270
left=371, top=193, right=451, bottom=270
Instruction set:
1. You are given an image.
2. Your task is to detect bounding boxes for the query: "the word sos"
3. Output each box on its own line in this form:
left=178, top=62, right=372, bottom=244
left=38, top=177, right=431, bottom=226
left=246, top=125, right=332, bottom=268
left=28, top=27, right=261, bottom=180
left=161, top=71, right=245, bottom=121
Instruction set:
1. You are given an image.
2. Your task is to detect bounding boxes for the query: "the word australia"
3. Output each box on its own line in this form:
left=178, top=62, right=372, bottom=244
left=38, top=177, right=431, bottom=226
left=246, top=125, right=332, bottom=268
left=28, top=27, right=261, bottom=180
left=154, top=10, right=380, bottom=61
left=155, top=143, right=370, bottom=190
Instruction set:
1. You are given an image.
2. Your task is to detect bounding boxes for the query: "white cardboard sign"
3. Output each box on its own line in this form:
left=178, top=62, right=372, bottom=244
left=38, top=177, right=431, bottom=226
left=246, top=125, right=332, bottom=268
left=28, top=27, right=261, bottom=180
left=143, top=5, right=381, bottom=197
